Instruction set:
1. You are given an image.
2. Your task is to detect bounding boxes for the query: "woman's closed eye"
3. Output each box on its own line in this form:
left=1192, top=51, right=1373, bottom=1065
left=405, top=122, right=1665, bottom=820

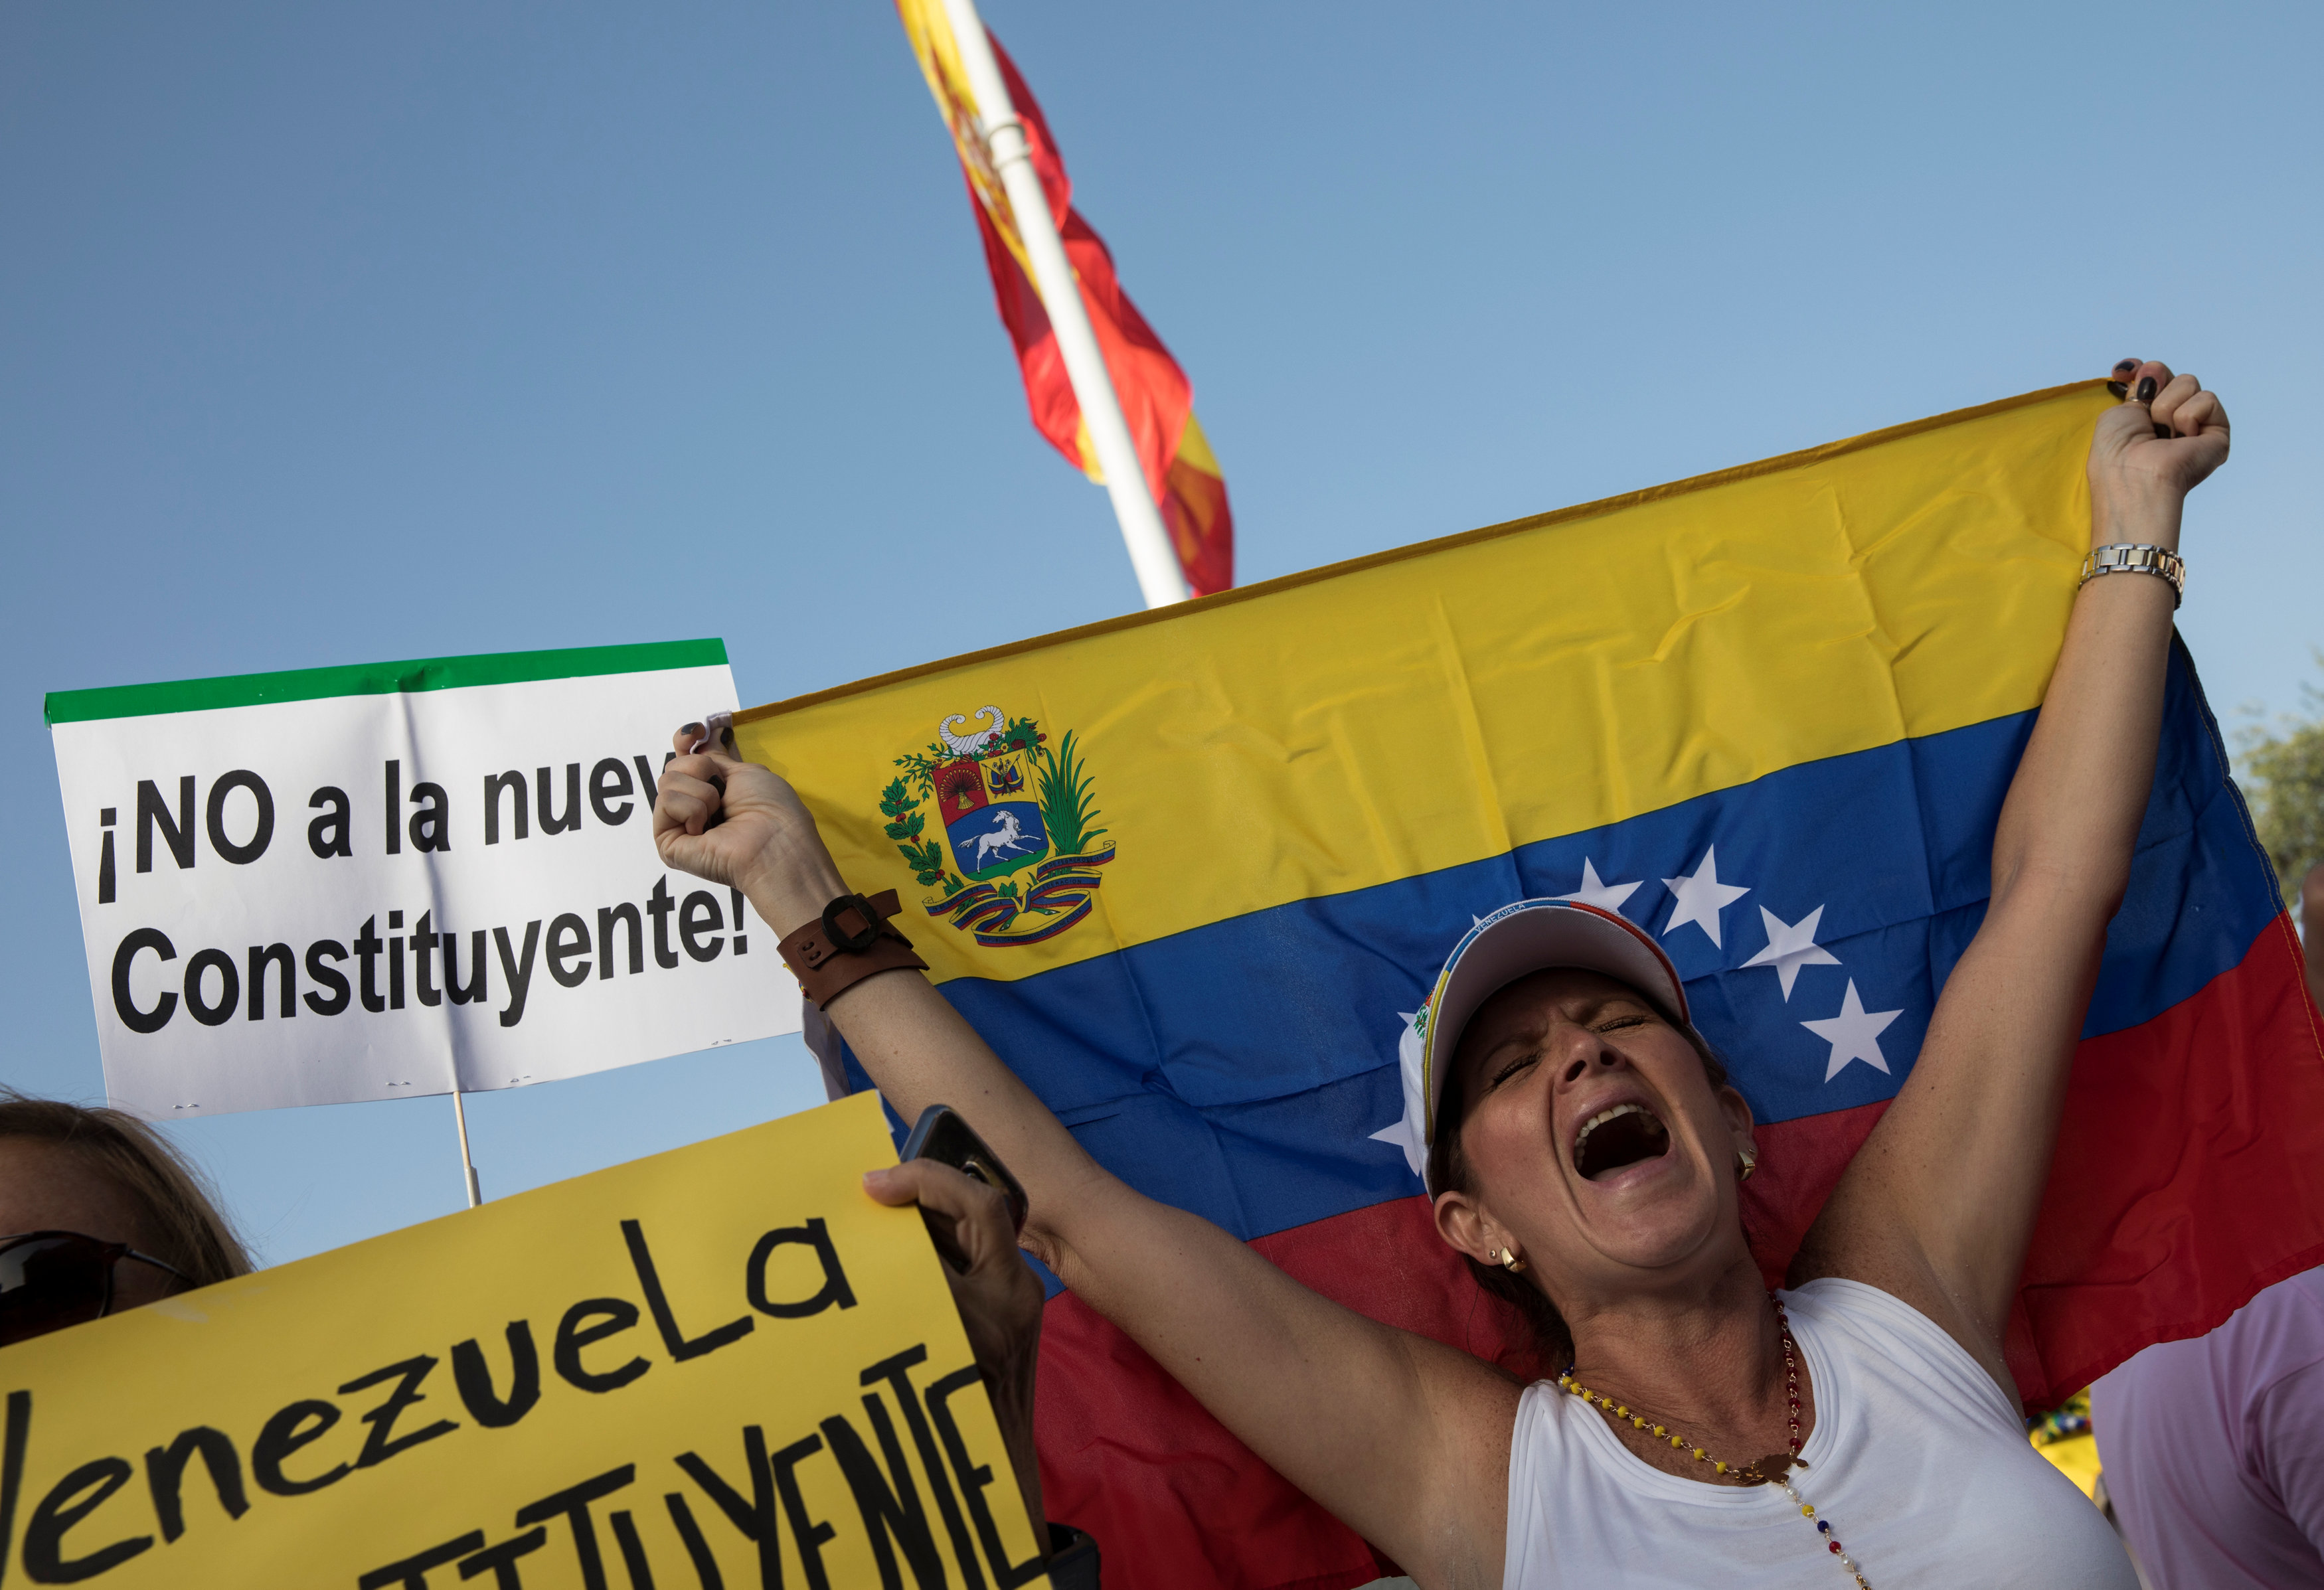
left=1489, top=1051, right=1542, bottom=1089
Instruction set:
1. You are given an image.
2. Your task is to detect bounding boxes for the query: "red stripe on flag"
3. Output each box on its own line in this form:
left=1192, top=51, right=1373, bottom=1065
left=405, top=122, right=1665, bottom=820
left=2006, top=910, right=2324, bottom=1403
left=1033, top=916, right=2324, bottom=1586
left=967, top=174, right=1191, bottom=513
left=1745, top=913, right=2324, bottom=1404
left=1163, top=446, right=1233, bottom=598
left=1738, top=1099, right=1884, bottom=1289
left=958, top=37, right=1231, bottom=594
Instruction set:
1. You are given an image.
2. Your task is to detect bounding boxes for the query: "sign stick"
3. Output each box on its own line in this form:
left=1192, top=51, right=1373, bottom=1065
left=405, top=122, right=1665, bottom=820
left=450, top=1088, right=483, bottom=1207
left=936, top=0, right=1193, bottom=610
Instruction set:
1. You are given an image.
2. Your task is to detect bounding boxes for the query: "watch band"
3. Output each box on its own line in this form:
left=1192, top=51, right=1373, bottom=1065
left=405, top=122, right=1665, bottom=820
left=776, top=890, right=929, bottom=1008
left=2078, top=542, right=2185, bottom=608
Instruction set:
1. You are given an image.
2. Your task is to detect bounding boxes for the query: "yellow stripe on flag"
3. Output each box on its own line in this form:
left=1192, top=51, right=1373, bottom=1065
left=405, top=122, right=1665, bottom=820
left=737, top=382, right=2108, bottom=987
left=894, top=0, right=1034, bottom=281
left=1175, top=411, right=1222, bottom=475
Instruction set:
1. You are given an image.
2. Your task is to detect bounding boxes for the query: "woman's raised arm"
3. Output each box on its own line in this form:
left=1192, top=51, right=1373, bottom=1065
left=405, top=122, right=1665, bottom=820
left=1795, top=362, right=2232, bottom=1395
left=652, top=732, right=1521, bottom=1589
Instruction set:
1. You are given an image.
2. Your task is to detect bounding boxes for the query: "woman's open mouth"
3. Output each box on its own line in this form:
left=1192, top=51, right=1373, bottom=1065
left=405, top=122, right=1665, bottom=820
left=1572, top=1102, right=1672, bottom=1180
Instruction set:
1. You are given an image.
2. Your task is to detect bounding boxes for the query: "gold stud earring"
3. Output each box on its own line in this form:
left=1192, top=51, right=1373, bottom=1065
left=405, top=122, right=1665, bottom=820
left=1737, top=1147, right=1758, bottom=1182
left=1501, top=1247, right=1528, bottom=1275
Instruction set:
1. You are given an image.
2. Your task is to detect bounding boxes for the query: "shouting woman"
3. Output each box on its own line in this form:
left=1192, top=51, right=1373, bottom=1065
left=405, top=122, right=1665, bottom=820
left=654, top=362, right=2224, bottom=1588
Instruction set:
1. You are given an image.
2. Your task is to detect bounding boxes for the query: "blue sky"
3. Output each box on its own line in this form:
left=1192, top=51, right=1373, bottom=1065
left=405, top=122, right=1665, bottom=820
left=3, top=1, right=2317, bottom=1267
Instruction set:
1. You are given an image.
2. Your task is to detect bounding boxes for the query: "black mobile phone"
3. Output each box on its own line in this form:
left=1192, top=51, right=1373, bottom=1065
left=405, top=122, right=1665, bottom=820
left=901, top=1104, right=1029, bottom=1235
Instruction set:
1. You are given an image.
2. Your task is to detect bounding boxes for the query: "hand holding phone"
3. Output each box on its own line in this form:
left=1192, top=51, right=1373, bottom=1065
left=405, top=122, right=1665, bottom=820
left=867, top=1107, right=1048, bottom=1550
left=901, top=1103, right=1029, bottom=1257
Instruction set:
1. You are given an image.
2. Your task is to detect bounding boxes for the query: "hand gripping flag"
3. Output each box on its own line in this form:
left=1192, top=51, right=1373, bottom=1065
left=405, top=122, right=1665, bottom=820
left=895, top=0, right=1233, bottom=596
left=738, top=382, right=2324, bottom=1590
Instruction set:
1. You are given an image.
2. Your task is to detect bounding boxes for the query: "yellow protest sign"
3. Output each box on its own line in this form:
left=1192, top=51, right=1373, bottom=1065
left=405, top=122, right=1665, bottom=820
left=0, top=1092, right=1050, bottom=1589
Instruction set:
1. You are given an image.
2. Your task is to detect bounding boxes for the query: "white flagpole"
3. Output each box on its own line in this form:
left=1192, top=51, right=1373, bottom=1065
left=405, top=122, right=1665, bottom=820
left=936, top=0, right=1193, bottom=610
left=450, top=1089, right=483, bottom=1207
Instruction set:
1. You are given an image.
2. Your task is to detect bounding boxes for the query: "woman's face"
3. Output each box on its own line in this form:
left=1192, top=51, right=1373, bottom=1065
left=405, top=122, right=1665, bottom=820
left=0, top=1139, right=180, bottom=1318
left=1432, top=968, right=1756, bottom=1309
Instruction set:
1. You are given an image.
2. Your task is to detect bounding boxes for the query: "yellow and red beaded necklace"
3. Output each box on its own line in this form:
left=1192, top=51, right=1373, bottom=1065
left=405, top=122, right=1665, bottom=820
left=1554, top=1295, right=1871, bottom=1589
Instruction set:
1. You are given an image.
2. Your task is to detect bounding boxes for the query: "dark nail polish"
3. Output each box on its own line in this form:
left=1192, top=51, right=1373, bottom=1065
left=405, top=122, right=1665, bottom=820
left=2153, top=422, right=2173, bottom=439
left=2113, top=359, right=2139, bottom=374
left=2107, top=382, right=2129, bottom=400
left=2136, top=376, right=2157, bottom=403
left=681, top=721, right=705, bottom=738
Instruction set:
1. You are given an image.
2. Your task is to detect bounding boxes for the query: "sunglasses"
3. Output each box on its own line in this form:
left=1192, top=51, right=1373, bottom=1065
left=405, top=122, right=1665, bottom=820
left=0, top=1230, right=187, bottom=1348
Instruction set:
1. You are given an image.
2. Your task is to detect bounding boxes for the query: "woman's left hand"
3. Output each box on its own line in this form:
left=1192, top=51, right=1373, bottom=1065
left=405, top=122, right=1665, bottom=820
left=863, top=1158, right=1051, bottom=1551
left=1805, top=355, right=2234, bottom=1395
left=2088, top=358, right=2231, bottom=547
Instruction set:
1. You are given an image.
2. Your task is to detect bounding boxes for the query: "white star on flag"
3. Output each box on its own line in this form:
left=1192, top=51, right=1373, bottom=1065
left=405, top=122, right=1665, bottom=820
left=1554, top=858, right=1642, bottom=914
left=1661, top=845, right=1750, bottom=949
left=1742, top=904, right=1841, bottom=1000
left=1368, top=1009, right=1430, bottom=1178
left=1801, top=979, right=1904, bottom=1082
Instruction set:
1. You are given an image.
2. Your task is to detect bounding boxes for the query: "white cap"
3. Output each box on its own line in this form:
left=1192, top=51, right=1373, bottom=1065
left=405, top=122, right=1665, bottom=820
left=1418, top=899, right=1691, bottom=1147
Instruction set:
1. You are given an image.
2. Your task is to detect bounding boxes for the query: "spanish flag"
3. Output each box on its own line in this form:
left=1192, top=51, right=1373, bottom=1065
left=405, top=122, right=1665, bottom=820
left=896, top=1, right=1233, bottom=597
left=740, top=383, right=2324, bottom=1589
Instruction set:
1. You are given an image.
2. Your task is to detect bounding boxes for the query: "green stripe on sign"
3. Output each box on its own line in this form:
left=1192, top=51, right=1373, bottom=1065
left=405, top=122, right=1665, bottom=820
left=44, top=639, right=729, bottom=725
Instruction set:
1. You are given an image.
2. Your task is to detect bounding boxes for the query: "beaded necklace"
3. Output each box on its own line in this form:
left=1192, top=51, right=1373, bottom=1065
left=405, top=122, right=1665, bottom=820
left=1554, top=1296, right=1871, bottom=1589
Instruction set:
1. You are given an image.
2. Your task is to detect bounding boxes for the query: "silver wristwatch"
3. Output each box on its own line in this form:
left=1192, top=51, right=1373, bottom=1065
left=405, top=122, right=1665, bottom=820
left=2078, top=542, right=2185, bottom=608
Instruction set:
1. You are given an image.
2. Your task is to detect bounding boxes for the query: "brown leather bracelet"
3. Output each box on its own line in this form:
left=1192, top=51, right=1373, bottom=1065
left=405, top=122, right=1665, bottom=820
left=777, top=889, right=929, bottom=1009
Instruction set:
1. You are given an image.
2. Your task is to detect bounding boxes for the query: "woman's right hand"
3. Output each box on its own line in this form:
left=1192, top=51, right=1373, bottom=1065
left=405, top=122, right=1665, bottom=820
left=653, top=724, right=845, bottom=935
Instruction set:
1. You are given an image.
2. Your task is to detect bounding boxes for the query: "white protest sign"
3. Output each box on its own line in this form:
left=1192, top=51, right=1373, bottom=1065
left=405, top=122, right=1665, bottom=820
left=46, top=641, right=801, bottom=1119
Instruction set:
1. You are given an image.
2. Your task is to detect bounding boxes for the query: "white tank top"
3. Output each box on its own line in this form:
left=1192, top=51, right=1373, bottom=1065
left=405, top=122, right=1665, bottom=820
left=1503, top=1278, right=2138, bottom=1588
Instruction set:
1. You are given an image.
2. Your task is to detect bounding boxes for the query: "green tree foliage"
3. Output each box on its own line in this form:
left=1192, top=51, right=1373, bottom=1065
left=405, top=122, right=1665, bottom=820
left=2238, top=677, right=2324, bottom=925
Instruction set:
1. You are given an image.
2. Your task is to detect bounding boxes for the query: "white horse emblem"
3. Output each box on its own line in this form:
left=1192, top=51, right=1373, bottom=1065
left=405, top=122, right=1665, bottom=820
left=965, top=809, right=1033, bottom=870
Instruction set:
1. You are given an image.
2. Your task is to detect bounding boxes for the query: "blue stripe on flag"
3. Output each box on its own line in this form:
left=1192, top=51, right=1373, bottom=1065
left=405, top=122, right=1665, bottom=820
left=849, top=642, right=2270, bottom=1249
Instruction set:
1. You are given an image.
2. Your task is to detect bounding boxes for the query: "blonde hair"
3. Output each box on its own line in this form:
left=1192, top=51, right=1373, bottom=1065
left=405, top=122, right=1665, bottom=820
left=0, top=1091, right=252, bottom=1287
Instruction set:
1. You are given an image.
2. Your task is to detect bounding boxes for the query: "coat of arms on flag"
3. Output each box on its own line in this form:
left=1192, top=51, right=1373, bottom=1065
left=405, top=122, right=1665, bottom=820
left=878, top=705, right=1115, bottom=947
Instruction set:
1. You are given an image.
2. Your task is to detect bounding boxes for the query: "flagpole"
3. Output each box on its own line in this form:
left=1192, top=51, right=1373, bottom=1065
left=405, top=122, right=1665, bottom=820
left=936, top=0, right=1193, bottom=610
left=450, top=1088, right=483, bottom=1207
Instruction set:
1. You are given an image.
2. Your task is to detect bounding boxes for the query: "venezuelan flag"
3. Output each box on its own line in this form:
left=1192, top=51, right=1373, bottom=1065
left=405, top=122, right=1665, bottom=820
left=894, top=0, right=1234, bottom=596
left=737, top=382, right=2324, bottom=1590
